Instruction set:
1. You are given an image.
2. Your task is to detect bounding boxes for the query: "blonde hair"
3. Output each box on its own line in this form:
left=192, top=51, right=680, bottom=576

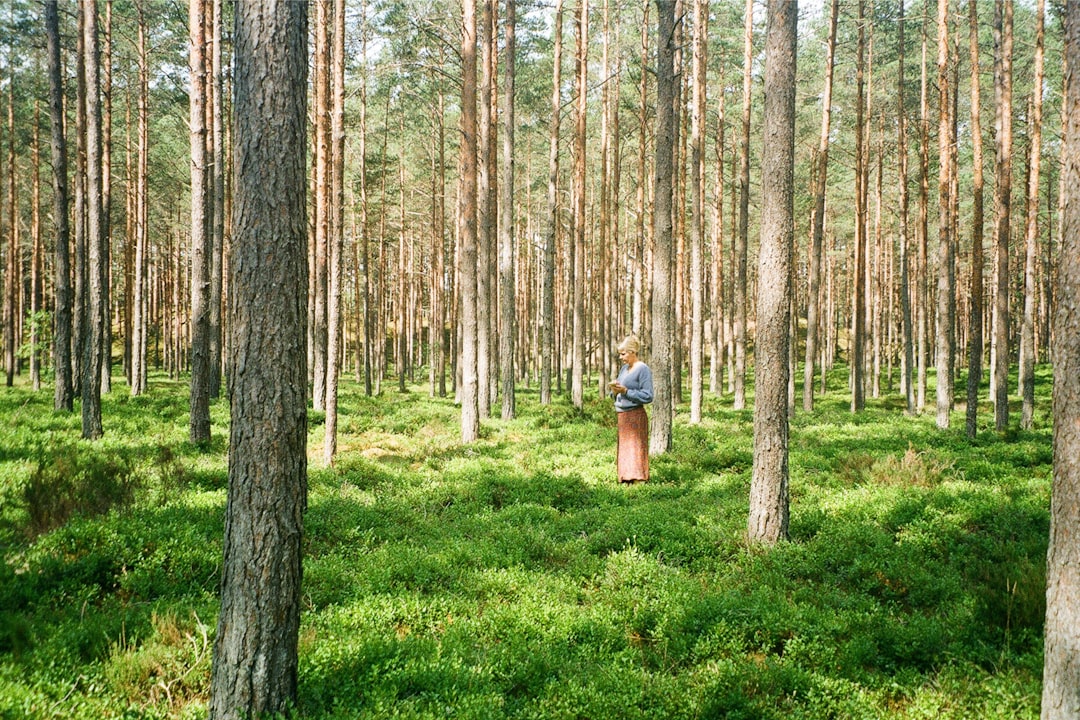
left=618, top=335, right=641, bottom=355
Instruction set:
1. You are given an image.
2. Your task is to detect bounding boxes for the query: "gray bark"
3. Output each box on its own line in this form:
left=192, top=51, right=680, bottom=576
left=748, top=0, right=796, bottom=545
left=189, top=0, right=212, bottom=444
left=46, top=0, right=74, bottom=411
left=208, top=2, right=308, bottom=716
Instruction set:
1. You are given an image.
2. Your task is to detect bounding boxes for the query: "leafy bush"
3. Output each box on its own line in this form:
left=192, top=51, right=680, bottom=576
left=22, top=444, right=140, bottom=537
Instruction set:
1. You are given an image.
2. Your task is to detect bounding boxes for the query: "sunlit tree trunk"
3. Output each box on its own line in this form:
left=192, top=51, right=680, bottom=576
left=30, top=116, right=42, bottom=391
left=992, top=0, right=1014, bottom=431
left=209, top=2, right=308, bottom=715
left=311, top=0, right=330, bottom=410
left=804, top=0, right=838, bottom=413
left=324, top=0, right=345, bottom=465
left=917, top=12, right=930, bottom=411
left=478, top=0, right=496, bottom=416
left=189, top=0, right=212, bottom=444
left=209, top=0, right=225, bottom=398
left=935, top=0, right=955, bottom=429
left=540, top=0, right=562, bottom=406
left=688, top=0, right=707, bottom=424
left=851, top=0, right=867, bottom=413
left=651, top=0, right=676, bottom=455
left=710, top=63, right=726, bottom=397
left=459, top=0, right=480, bottom=442
left=749, top=0, right=796, bottom=545
left=1020, top=0, right=1044, bottom=431
left=571, top=0, right=587, bottom=410
left=1042, top=8, right=1080, bottom=716
left=734, top=0, right=753, bottom=411
left=499, top=0, right=516, bottom=420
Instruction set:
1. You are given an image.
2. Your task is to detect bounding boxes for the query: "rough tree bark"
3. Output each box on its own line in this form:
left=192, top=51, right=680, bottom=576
left=189, top=0, right=212, bottom=444
left=992, top=0, right=1013, bottom=431
left=733, top=0, right=753, bottom=411
left=1042, top=8, right=1080, bottom=716
left=965, top=0, right=986, bottom=437
left=81, top=0, right=106, bottom=440
left=499, top=0, right=517, bottom=420
left=46, top=0, right=74, bottom=411
left=1020, top=0, right=1045, bottom=431
left=935, top=0, right=955, bottom=429
left=748, top=0, right=796, bottom=545
left=208, top=1, right=309, bottom=717
left=650, top=0, right=676, bottom=455
left=804, top=0, right=838, bottom=413
left=540, top=0, right=562, bottom=406
left=689, top=0, right=707, bottom=424
left=459, top=0, right=480, bottom=442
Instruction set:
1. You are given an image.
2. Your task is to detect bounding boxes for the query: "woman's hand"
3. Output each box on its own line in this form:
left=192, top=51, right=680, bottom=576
left=609, top=382, right=626, bottom=395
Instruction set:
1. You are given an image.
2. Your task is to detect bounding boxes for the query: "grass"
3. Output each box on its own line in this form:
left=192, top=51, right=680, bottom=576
left=0, top=364, right=1053, bottom=719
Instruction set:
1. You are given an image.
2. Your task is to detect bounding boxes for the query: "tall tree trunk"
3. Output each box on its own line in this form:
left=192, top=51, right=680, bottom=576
left=1020, top=0, right=1045, bottom=431
left=804, top=0, right=838, bottom=413
left=209, top=2, right=308, bottom=716
left=965, top=0, right=986, bottom=437
left=459, top=0, right=480, bottom=442
left=189, top=0, right=212, bottom=444
left=478, top=0, right=496, bottom=416
left=852, top=0, right=867, bottom=413
left=935, top=0, right=955, bottom=429
left=992, top=0, right=1014, bottom=431
left=499, top=0, right=517, bottom=420
left=710, top=63, right=726, bottom=397
left=312, top=0, right=330, bottom=411
left=81, top=0, right=106, bottom=440
left=100, top=0, right=113, bottom=395
left=688, top=0, right=707, bottom=424
left=131, top=1, right=149, bottom=396
left=5, top=66, right=18, bottom=386
left=541, top=0, right=563, bottom=406
left=650, top=0, right=676, bottom=455
left=46, top=0, right=74, bottom=411
left=209, top=0, right=225, bottom=397
left=571, top=0, right=588, bottom=410
left=1042, top=8, right=1080, bottom=716
left=734, top=0, right=753, bottom=411
left=917, top=11, right=930, bottom=410
left=748, top=0, right=796, bottom=545
left=897, top=0, right=914, bottom=416
left=30, top=115, right=42, bottom=391
left=324, top=0, right=345, bottom=465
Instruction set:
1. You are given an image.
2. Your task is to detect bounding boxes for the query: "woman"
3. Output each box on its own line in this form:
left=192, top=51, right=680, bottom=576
left=610, top=335, right=654, bottom=484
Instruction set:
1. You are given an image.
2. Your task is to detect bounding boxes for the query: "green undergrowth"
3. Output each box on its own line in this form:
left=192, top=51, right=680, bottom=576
left=0, top=365, right=1051, bottom=719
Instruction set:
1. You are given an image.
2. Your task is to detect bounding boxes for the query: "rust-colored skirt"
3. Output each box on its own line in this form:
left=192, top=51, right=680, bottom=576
left=616, top=406, right=649, bottom=483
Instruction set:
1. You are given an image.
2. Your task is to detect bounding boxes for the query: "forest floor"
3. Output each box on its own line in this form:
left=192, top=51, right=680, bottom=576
left=0, top=365, right=1054, bottom=719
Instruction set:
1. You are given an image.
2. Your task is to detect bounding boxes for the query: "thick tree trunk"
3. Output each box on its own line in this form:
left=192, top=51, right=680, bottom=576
left=208, top=2, right=308, bottom=716
left=46, top=0, right=74, bottom=411
left=748, top=0, right=796, bottom=545
left=1042, top=9, right=1080, bottom=716
left=650, top=0, right=677, bottom=455
left=992, top=0, right=1013, bottom=431
left=897, top=0, right=914, bottom=416
left=965, top=0, right=986, bottom=437
left=1020, top=0, right=1045, bottom=431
